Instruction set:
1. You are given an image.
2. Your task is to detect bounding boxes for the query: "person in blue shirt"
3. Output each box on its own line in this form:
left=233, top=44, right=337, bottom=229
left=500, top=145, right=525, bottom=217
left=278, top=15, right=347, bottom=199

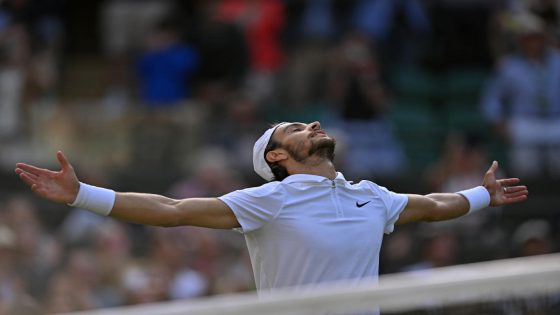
left=481, top=13, right=560, bottom=178
left=136, top=19, right=199, bottom=108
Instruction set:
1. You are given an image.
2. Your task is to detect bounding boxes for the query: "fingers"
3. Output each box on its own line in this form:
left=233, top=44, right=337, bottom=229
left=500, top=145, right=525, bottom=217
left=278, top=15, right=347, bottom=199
left=56, top=151, right=72, bottom=171
left=503, top=194, right=528, bottom=204
left=505, top=188, right=528, bottom=198
left=498, top=178, right=521, bottom=186
left=503, top=185, right=527, bottom=194
left=501, top=184, right=528, bottom=204
left=15, top=163, right=52, bottom=177
left=15, top=168, right=39, bottom=180
left=17, top=170, right=38, bottom=187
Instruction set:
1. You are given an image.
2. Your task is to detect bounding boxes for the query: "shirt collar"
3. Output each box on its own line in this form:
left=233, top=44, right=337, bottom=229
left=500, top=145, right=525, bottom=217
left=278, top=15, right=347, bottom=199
left=282, top=172, right=347, bottom=184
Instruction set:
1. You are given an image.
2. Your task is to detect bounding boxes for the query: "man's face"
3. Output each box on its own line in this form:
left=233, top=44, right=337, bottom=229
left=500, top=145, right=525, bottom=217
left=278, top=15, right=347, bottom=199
left=270, top=122, right=336, bottom=163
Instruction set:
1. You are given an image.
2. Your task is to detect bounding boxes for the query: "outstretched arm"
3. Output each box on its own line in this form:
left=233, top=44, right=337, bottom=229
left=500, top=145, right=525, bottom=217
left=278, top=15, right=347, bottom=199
left=396, top=161, right=528, bottom=225
left=15, top=151, right=240, bottom=229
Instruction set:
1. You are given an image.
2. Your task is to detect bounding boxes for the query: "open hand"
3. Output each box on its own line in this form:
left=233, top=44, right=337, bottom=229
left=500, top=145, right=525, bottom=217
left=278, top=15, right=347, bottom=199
left=15, top=151, right=80, bottom=204
left=483, top=161, right=528, bottom=207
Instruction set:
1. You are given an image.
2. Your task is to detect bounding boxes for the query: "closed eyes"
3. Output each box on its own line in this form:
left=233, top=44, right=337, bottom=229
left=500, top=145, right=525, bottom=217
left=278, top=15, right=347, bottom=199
left=283, top=123, right=307, bottom=134
left=288, top=126, right=304, bottom=133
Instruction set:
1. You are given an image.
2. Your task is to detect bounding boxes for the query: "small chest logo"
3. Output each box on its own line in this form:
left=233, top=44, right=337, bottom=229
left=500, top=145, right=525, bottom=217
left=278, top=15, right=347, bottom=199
left=356, top=201, right=371, bottom=208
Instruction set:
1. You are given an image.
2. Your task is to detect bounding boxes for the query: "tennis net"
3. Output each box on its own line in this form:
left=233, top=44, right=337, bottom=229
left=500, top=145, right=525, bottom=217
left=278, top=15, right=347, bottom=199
left=62, top=253, right=560, bottom=315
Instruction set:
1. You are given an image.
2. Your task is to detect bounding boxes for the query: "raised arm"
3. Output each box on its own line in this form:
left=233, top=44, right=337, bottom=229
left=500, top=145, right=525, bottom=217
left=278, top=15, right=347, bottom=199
left=15, top=151, right=240, bottom=229
left=396, top=161, right=528, bottom=225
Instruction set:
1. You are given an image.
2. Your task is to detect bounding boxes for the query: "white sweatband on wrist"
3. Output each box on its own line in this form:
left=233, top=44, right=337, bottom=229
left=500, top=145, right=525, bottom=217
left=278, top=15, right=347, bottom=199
left=68, top=182, right=116, bottom=216
left=457, top=186, right=491, bottom=214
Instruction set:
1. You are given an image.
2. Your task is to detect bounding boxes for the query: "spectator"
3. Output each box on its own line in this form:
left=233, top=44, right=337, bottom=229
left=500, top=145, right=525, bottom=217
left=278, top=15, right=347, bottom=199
left=168, top=146, right=247, bottom=198
left=426, top=133, right=490, bottom=194
left=402, top=232, right=459, bottom=272
left=148, top=227, right=210, bottom=299
left=120, top=260, right=171, bottom=305
left=88, top=221, right=132, bottom=307
left=217, top=0, right=285, bottom=104
left=0, top=0, right=30, bottom=138
left=512, top=219, right=554, bottom=257
left=352, top=0, right=430, bottom=42
left=379, top=228, right=416, bottom=274
left=507, top=219, right=557, bottom=315
left=25, top=0, right=65, bottom=99
left=481, top=12, right=560, bottom=178
left=128, top=18, right=201, bottom=189
left=352, top=0, right=430, bottom=68
left=136, top=18, right=199, bottom=109
left=299, top=0, right=336, bottom=40
left=43, top=249, right=99, bottom=312
left=327, top=32, right=406, bottom=177
left=193, top=1, right=249, bottom=105
left=100, top=0, right=172, bottom=110
left=0, top=0, right=63, bottom=144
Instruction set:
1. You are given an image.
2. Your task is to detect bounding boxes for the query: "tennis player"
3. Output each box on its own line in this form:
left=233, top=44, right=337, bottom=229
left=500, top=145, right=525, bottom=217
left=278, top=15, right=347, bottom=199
left=15, top=121, right=527, bottom=311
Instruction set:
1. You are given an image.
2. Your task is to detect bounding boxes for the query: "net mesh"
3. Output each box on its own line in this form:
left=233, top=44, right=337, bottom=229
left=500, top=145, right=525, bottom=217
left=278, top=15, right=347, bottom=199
left=62, top=253, right=560, bottom=315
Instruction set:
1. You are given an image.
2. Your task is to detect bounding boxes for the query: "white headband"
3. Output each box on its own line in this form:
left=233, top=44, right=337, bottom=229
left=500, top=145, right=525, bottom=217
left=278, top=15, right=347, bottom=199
left=253, top=123, right=286, bottom=181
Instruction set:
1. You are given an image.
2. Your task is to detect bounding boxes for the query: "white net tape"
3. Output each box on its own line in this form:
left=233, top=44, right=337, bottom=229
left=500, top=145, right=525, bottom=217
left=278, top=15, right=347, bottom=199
left=62, top=253, right=560, bottom=315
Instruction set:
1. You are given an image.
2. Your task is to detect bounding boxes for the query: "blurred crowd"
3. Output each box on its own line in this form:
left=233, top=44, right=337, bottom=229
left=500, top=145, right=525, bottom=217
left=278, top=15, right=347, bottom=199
left=0, top=0, right=559, bottom=314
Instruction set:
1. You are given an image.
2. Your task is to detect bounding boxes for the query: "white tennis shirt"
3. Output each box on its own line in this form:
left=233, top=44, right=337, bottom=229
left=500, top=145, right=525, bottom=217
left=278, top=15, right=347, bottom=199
left=219, top=172, right=408, bottom=292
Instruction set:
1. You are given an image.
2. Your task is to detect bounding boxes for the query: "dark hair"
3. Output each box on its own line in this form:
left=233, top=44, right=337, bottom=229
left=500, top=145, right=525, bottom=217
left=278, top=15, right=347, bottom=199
left=263, top=136, right=290, bottom=182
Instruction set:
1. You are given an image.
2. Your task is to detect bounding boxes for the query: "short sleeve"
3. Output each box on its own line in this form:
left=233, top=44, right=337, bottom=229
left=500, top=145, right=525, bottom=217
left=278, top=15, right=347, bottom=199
left=367, top=183, right=409, bottom=234
left=218, top=183, right=284, bottom=233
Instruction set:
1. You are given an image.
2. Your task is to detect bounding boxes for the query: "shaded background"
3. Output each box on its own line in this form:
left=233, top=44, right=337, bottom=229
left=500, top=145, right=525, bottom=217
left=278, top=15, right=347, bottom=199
left=0, top=0, right=559, bottom=313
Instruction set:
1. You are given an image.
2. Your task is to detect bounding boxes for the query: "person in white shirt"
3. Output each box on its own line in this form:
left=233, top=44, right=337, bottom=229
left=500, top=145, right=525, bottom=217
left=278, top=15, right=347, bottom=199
left=15, top=121, right=527, bottom=300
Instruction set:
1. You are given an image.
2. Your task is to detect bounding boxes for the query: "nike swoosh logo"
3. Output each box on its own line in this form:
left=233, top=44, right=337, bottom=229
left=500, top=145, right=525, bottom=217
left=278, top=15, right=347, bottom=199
left=356, top=201, right=371, bottom=208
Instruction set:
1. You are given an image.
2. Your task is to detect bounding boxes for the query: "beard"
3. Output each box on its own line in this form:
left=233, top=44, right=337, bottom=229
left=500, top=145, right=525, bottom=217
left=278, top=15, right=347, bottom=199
left=286, top=137, right=336, bottom=163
